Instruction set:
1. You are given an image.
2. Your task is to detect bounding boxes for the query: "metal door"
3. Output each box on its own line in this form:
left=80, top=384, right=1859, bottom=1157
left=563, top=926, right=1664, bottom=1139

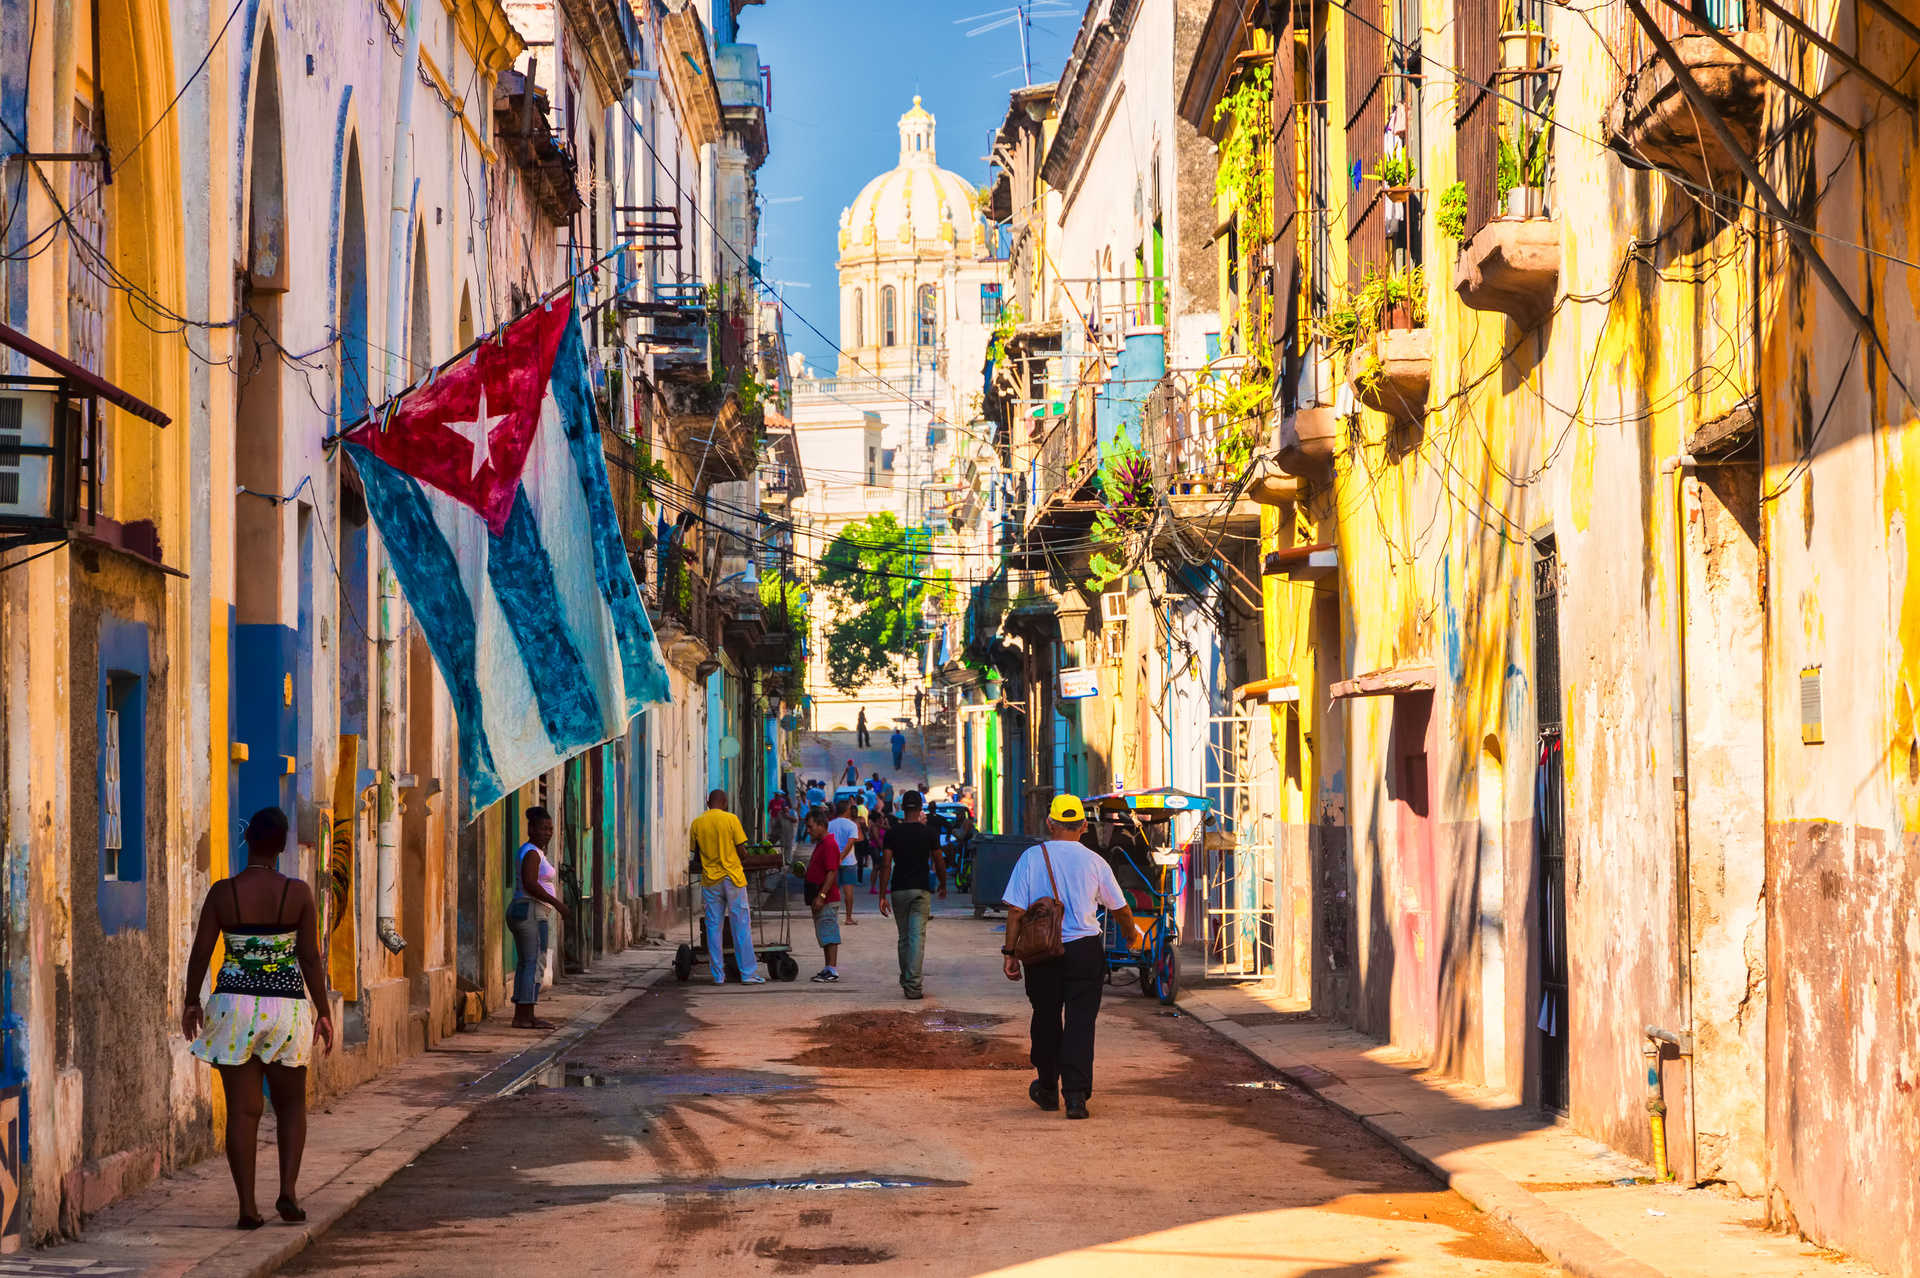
left=1534, top=539, right=1570, bottom=1113
left=1203, top=712, right=1277, bottom=978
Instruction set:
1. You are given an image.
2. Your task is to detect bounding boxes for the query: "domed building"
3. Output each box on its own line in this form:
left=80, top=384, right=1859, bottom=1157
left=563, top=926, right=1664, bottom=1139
left=836, top=98, right=996, bottom=380
left=791, top=98, right=1004, bottom=733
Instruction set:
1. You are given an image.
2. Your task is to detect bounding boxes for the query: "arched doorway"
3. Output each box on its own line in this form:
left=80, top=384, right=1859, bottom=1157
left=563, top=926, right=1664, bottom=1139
left=232, top=24, right=295, bottom=827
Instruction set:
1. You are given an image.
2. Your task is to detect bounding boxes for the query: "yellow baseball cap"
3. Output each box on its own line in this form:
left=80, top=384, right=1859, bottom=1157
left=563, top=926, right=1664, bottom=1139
left=1048, top=794, right=1086, bottom=823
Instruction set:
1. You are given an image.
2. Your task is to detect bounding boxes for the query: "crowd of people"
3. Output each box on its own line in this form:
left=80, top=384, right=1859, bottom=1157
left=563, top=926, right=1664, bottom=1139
left=777, top=767, right=975, bottom=995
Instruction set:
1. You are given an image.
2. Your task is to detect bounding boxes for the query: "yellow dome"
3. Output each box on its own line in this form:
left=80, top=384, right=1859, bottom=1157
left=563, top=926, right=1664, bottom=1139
left=839, top=98, right=980, bottom=260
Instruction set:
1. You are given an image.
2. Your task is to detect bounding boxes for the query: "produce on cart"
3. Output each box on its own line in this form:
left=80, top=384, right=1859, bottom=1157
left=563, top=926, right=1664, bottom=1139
left=672, top=841, right=801, bottom=982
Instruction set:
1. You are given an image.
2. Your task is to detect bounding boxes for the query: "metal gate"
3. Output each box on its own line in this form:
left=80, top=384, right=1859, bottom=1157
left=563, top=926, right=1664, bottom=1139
left=1202, top=713, right=1278, bottom=978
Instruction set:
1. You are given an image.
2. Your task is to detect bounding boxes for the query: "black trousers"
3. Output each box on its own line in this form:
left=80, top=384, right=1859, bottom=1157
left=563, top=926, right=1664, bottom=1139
left=1023, top=936, right=1106, bottom=1098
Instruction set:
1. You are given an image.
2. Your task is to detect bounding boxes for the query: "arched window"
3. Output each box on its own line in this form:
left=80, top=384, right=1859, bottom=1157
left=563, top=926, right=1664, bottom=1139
left=881, top=285, right=897, bottom=346
left=916, top=284, right=938, bottom=346
left=852, top=287, right=865, bottom=347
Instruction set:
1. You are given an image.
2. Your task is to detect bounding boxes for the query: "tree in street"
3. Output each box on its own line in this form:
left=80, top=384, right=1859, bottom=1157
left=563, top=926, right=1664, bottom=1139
left=816, top=512, right=924, bottom=695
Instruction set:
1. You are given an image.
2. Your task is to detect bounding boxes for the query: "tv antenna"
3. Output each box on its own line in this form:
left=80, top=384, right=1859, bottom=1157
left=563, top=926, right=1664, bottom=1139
left=956, top=3, right=1073, bottom=87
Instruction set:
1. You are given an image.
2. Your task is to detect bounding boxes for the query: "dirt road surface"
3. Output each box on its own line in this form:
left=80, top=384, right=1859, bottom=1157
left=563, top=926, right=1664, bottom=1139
left=286, top=901, right=1559, bottom=1277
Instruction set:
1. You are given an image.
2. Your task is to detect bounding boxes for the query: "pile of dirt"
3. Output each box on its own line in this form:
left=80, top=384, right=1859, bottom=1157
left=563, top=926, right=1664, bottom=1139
left=789, top=1009, right=1027, bottom=1071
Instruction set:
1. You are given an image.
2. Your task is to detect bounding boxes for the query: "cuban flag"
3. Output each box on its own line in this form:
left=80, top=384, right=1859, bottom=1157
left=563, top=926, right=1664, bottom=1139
left=344, top=300, right=670, bottom=821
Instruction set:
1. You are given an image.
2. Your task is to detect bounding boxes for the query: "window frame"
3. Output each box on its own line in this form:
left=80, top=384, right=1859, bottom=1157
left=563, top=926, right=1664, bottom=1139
left=97, top=617, right=149, bottom=932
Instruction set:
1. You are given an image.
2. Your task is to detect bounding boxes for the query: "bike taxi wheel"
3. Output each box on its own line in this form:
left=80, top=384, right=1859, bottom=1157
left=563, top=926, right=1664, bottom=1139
left=1155, top=943, right=1180, bottom=1004
left=673, top=944, right=693, bottom=982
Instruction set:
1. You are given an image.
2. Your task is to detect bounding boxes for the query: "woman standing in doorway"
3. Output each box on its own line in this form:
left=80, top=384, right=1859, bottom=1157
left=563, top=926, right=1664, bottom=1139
left=182, top=807, right=334, bottom=1229
left=507, top=806, right=566, bottom=1029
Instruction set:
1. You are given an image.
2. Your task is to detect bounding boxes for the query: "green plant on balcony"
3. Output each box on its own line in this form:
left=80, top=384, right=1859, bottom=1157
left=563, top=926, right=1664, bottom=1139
left=986, top=301, right=1024, bottom=370
left=1085, top=440, right=1154, bottom=593
left=1316, top=265, right=1427, bottom=360
left=1210, top=60, right=1277, bottom=484
left=1367, top=152, right=1415, bottom=189
left=1437, top=181, right=1468, bottom=240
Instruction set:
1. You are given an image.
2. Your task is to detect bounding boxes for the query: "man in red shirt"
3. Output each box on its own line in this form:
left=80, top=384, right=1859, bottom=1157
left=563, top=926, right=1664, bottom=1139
left=804, top=809, right=842, bottom=982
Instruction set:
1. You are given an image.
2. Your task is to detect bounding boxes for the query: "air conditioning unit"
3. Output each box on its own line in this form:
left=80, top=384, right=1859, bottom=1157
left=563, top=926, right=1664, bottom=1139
left=0, top=390, right=59, bottom=521
left=1100, top=590, right=1127, bottom=628
left=1102, top=628, right=1124, bottom=665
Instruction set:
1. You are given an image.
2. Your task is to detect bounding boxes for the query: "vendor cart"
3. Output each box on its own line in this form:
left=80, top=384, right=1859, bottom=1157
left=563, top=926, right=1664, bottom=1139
left=1088, top=788, right=1210, bottom=1004
left=673, top=843, right=800, bottom=982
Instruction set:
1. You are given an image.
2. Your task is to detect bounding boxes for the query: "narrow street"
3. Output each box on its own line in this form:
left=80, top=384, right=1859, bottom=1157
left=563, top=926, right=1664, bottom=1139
left=286, top=910, right=1554, bottom=1276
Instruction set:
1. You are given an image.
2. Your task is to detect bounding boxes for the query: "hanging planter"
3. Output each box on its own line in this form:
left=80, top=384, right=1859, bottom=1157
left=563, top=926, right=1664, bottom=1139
left=1500, top=26, right=1548, bottom=70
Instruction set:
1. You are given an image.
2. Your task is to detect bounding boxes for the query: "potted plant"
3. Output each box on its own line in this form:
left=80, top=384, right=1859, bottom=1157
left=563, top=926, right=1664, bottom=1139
left=1500, top=17, right=1547, bottom=70
left=1503, top=121, right=1549, bottom=218
left=1368, top=152, right=1417, bottom=203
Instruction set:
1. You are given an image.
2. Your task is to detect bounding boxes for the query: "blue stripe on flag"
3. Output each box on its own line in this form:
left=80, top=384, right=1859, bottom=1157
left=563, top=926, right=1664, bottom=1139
left=343, top=443, right=506, bottom=808
left=487, top=488, right=608, bottom=749
left=551, top=310, right=672, bottom=711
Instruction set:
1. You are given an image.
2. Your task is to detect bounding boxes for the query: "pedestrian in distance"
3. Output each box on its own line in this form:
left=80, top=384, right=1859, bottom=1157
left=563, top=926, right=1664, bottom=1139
left=1002, top=794, right=1144, bottom=1120
left=690, top=789, right=767, bottom=984
left=865, top=805, right=891, bottom=897
left=806, top=778, right=826, bottom=809
left=770, top=790, right=795, bottom=859
left=890, top=726, right=907, bottom=771
left=803, top=809, right=843, bottom=982
left=877, top=790, right=946, bottom=1000
left=843, top=757, right=860, bottom=786
left=181, top=807, right=334, bottom=1229
left=856, top=706, right=871, bottom=748
left=828, top=798, right=861, bottom=926
left=505, top=806, right=567, bottom=1029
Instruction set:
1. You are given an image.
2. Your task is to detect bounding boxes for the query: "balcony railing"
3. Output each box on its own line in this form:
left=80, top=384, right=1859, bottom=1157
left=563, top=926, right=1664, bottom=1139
left=1027, top=402, right=1097, bottom=522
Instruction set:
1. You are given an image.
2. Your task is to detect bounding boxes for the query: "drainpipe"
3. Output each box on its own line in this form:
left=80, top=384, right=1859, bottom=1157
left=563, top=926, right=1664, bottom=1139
left=1657, top=452, right=1698, bottom=1176
left=373, top=0, right=423, bottom=956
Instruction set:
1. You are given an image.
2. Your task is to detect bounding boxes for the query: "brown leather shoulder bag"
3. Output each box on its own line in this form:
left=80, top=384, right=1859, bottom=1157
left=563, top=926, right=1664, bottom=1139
left=1010, top=844, right=1067, bottom=963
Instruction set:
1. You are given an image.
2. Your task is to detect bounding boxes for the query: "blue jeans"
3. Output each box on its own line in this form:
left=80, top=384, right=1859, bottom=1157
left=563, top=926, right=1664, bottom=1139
left=702, top=881, right=760, bottom=982
left=890, top=889, right=932, bottom=994
left=506, top=899, right=549, bottom=1005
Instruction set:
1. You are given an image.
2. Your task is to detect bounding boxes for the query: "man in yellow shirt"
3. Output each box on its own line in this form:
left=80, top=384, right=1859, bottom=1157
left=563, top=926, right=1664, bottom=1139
left=689, top=789, right=765, bottom=984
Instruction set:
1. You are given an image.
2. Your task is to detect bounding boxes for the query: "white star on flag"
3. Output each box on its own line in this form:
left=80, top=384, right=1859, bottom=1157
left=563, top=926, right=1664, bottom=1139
left=446, top=383, right=510, bottom=480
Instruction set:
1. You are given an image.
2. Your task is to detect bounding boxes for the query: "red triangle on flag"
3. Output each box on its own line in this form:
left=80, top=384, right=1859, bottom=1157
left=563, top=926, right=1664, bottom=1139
left=345, top=302, right=571, bottom=535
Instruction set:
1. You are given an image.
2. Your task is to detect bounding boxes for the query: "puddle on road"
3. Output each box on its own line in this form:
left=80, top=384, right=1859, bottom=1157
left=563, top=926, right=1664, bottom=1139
left=1232, top=1080, right=1289, bottom=1091
left=528, top=1062, right=806, bottom=1097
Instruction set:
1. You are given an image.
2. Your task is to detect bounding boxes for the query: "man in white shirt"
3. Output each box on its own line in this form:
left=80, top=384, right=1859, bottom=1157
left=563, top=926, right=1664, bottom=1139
left=827, top=800, right=861, bottom=926
left=1001, top=794, right=1143, bottom=1120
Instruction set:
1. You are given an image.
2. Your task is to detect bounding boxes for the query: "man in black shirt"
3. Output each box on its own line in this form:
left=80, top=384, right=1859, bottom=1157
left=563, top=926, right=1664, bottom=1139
left=877, top=791, right=946, bottom=1000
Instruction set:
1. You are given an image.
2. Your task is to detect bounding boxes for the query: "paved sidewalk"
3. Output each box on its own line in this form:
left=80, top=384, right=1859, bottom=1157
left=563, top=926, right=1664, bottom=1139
left=1180, top=983, right=1884, bottom=1278
left=6, top=947, right=674, bottom=1278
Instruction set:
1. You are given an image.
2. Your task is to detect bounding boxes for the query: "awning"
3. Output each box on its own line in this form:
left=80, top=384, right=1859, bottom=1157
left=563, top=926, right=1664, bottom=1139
left=1330, top=665, right=1436, bottom=700
left=0, top=322, right=170, bottom=425
left=1088, top=787, right=1212, bottom=815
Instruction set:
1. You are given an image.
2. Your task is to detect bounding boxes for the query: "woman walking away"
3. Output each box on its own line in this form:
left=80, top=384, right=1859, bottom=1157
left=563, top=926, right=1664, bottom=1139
left=182, top=807, right=334, bottom=1229
left=508, top=807, right=567, bottom=1028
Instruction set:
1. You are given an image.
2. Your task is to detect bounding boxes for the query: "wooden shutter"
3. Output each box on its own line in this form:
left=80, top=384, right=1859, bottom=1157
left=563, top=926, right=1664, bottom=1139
left=1344, top=1, right=1386, bottom=290
left=1456, top=0, right=1499, bottom=240
left=1274, top=19, right=1301, bottom=407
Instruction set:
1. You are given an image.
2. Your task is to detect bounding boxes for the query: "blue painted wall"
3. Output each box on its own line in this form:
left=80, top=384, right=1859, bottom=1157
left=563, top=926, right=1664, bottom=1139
left=233, top=623, right=298, bottom=828
left=1095, top=329, right=1167, bottom=457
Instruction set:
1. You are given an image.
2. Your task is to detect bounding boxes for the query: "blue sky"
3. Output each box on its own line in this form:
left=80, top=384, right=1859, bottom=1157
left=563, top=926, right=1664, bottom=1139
left=739, top=2, right=1078, bottom=373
